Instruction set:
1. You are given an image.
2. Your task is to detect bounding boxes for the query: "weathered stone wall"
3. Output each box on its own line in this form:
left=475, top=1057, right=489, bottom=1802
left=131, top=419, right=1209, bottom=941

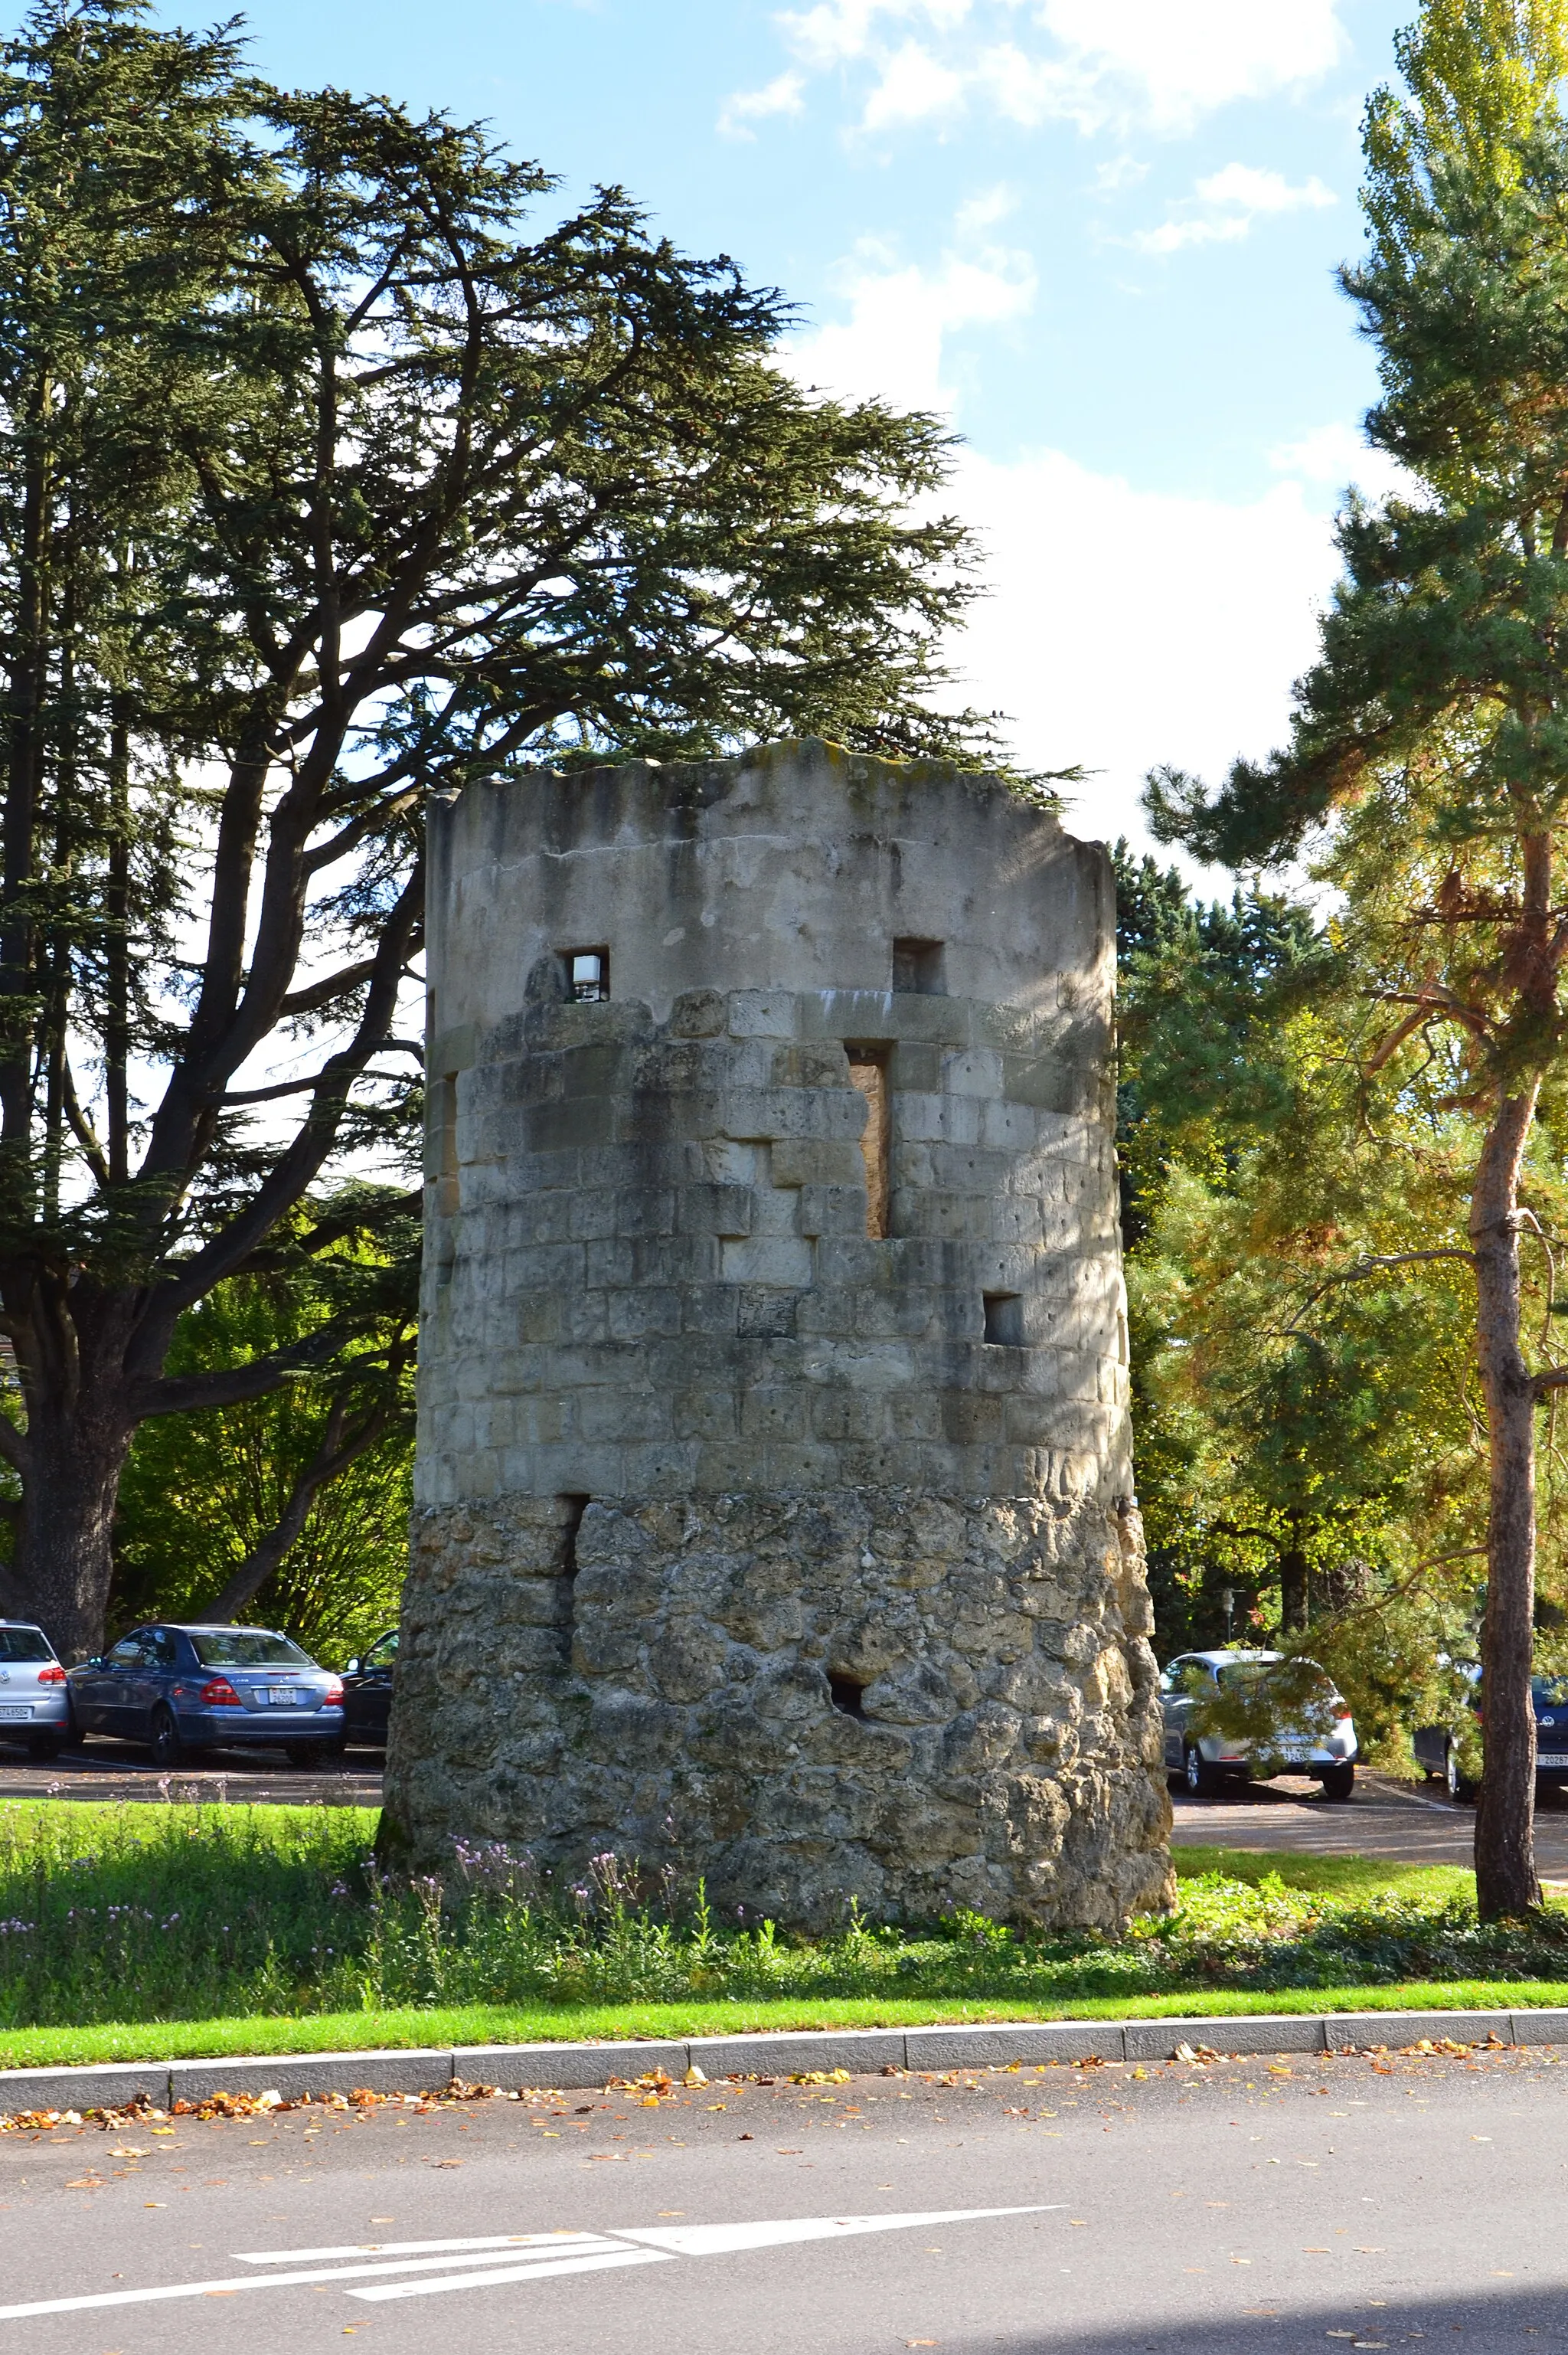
left=387, top=740, right=1172, bottom=1928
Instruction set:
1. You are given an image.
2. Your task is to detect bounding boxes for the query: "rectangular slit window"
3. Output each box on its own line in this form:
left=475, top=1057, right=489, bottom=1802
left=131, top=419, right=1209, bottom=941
left=983, top=1291, right=1024, bottom=1346
left=848, top=1051, right=890, bottom=1239
left=893, top=937, right=946, bottom=995
left=564, top=948, right=609, bottom=1003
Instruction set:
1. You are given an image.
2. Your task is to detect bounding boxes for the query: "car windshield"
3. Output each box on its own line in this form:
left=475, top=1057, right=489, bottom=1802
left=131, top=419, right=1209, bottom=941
left=1534, top=1675, right=1568, bottom=1706
left=0, top=1625, right=54, bottom=1663
left=190, top=1629, right=311, bottom=1669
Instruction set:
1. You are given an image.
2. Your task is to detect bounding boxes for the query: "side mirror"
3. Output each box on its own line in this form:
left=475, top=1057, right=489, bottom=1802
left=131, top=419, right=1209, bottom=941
left=345, top=1658, right=360, bottom=1678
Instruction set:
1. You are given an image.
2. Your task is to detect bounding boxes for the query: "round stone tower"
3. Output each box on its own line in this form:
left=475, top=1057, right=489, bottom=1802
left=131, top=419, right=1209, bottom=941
left=384, top=740, right=1172, bottom=1928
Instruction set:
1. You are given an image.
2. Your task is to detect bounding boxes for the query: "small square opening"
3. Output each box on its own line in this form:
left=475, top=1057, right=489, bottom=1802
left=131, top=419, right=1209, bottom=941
left=893, top=937, right=946, bottom=995
left=828, top=1673, right=867, bottom=1719
left=983, top=1291, right=1024, bottom=1346
left=564, top=947, right=609, bottom=1003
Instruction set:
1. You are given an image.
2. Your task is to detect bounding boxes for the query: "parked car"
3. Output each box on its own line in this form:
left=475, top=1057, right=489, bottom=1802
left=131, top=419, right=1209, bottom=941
left=1414, top=1668, right=1568, bottom=1802
left=0, top=1619, right=73, bottom=1760
left=68, top=1623, right=344, bottom=1768
left=341, top=1628, right=397, bottom=1748
left=1160, top=1648, right=1358, bottom=1801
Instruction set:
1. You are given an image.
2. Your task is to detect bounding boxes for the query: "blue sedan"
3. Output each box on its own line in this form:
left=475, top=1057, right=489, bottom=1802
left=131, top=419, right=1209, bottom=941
left=69, top=1622, right=345, bottom=1768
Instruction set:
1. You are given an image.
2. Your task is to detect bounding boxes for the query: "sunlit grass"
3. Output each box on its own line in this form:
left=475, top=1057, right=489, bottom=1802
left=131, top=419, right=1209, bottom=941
left=1, top=1801, right=1563, bottom=2072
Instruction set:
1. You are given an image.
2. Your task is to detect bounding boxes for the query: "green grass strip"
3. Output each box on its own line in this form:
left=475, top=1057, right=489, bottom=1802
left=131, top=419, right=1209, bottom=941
left=5, top=1981, right=1567, bottom=2075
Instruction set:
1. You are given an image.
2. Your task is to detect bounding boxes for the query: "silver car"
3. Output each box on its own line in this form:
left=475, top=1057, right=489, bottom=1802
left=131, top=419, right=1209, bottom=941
left=0, top=1619, right=73, bottom=1759
left=1160, top=1647, right=1358, bottom=1802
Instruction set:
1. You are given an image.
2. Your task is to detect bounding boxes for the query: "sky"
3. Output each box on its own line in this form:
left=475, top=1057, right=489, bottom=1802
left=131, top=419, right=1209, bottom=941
left=151, top=0, right=1418, bottom=867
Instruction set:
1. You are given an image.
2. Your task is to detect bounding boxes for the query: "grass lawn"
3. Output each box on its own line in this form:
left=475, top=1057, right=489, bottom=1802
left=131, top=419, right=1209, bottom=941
left=2, top=1801, right=1566, bottom=2072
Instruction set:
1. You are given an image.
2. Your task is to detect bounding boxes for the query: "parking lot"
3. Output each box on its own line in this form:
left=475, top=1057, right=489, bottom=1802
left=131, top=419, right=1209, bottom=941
left=1171, top=1768, right=1568, bottom=1876
left=0, top=1735, right=381, bottom=1806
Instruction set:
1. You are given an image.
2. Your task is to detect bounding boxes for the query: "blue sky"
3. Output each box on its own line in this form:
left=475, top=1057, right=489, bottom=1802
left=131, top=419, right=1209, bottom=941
left=161, top=0, right=1416, bottom=862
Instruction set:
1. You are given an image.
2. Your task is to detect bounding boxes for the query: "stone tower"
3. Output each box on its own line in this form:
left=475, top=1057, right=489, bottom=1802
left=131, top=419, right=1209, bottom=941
left=384, top=741, right=1172, bottom=1929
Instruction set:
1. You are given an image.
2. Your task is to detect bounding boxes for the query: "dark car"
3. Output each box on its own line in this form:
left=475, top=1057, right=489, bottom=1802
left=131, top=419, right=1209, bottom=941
left=341, top=1628, right=397, bottom=1748
left=1413, top=1668, right=1568, bottom=1801
left=69, top=1623, right=344, bottom=1768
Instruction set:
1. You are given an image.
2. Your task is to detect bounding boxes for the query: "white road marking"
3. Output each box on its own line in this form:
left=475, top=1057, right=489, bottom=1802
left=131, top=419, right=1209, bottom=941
left=0, top=2203, right=1057, bottom=2324
left=346, top=2211, right=1054, bottom=2305
left=349, top=2248, right=678, bottom=2301
left=616, top=2207, right=1053, bottom=2258
left=0, top=2244, right=626, bottom=2322
left=236, top=2231, right=603, bottom=2262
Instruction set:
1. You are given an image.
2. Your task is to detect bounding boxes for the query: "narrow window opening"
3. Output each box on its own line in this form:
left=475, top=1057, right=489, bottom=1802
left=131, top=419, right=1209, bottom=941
left=563, top=947, right=609, bottom=1003
left=983, top=1291, right=1024, bottom=1346
left=848, top=1049, right=890, bottom=1239
left=828, top=1673, right=867, bottom=1719
left=560, top=1493, right=590, bottom=1657
left=560, top=1493, right=590, bottom=1578
left=893, top=937, right=946, bottom=995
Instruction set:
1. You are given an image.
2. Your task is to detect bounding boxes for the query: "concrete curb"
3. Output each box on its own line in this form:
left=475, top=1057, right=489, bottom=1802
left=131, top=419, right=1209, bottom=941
left=6, top=2006, right=1568, bottom=2115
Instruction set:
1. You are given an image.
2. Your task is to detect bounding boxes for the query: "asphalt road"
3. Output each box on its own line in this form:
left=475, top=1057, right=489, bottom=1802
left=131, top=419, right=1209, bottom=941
left=5, top=2043, right=1568, bottom=2352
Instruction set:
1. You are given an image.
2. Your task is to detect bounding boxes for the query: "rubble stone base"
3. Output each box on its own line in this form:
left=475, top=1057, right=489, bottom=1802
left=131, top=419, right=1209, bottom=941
left=382, top=1485, right=1174, bottom=1931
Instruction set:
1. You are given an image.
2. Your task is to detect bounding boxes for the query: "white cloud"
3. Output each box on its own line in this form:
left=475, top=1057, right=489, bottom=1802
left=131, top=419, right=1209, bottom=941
left=761, top=0, right=1348, bottom=141
left=949, top=446, right=1336, bottom=854
left=1269, top=420, right=1410, bottom=505
left=718, top=70, right=807, bottom=139
left=786, top=194, right=1035, bottom=410
left=790, top=202, right=1342, bottom=859
left=861, top=40, right=966, bottom=128
left=1135, top=162, right=1334, bottom=252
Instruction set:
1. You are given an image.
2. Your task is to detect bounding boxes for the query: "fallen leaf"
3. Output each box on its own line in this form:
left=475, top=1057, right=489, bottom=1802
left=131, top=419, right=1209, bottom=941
left=683, top=2067, right=707, bottom=2088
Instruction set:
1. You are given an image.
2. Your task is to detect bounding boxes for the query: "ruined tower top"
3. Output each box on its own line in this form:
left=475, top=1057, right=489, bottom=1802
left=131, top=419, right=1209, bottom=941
left=395, top=740, right=1171, bottom=1930
left=420, top=738, right=1129, bottom=1514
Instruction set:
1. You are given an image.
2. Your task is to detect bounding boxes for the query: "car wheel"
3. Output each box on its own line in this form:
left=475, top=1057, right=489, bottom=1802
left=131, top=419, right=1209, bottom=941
left=1183, top=1742, right=1222, bottom=1798
left=1319, top=1762, right=1355, bottom=1802
left=149, top=1705, right=185, bottom=1768
left=1446, top=1743, right=1475, bottom=1803
left=25, top=1731, right=62, bottom=1761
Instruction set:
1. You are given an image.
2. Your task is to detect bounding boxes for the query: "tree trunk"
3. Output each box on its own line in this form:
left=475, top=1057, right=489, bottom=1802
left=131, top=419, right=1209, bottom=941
left=1471, top=1086, right=1544, bottom=1918
left=1278, top=1537, right=1309, bottom=1633
left=15, top=1396, right=133, bottom=1663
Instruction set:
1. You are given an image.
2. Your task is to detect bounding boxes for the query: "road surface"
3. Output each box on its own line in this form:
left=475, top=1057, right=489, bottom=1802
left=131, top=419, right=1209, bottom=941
left=3, top=2040, right=1566, bottom=2351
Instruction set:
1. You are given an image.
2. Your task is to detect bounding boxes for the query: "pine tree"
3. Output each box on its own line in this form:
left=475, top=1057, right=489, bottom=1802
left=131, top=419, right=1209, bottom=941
left=1148, top=0, right=1568, bottom=1914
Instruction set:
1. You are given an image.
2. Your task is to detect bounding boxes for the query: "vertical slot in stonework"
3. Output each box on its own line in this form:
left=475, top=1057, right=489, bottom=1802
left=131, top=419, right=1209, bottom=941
left=560, top=1493, right=590, bottom=1578
left=848, top=1052, right=890, bottom=1238
left=560, top=1493, right=590, bottom=1659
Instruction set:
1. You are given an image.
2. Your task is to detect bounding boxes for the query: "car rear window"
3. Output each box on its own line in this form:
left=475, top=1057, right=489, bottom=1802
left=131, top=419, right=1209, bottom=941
left=1534, top=1675, right=1568, bottom=1706
left=0, top=1625, right=54, bottom=1663
left=190, top=1630, right=312, bottom=1669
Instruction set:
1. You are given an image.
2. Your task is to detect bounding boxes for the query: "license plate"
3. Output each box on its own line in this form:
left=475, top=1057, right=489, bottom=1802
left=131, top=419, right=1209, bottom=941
left=0, top=1706, right=29, bottom=1721
left=1277, top=1746, right=1313, bottom=1763
left=260, top=1687, right=302, bottom=1706
left=1540, top=1754, right=1568, bottom=1768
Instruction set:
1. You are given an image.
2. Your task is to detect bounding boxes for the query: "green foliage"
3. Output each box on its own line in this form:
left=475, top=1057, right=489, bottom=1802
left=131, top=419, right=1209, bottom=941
left=1115, top=846, right=1491, bottom=1717
left=2, top=1806, right=1565, bottom=2036
left=111, top=1188, right=414, bottom=1655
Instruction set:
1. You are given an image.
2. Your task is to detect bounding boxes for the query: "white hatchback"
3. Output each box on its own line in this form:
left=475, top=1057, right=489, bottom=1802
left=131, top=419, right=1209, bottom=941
left=1159, top=1647, right=1358, bottom=1802
left=0, top=1618, right=73, bottom=1759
